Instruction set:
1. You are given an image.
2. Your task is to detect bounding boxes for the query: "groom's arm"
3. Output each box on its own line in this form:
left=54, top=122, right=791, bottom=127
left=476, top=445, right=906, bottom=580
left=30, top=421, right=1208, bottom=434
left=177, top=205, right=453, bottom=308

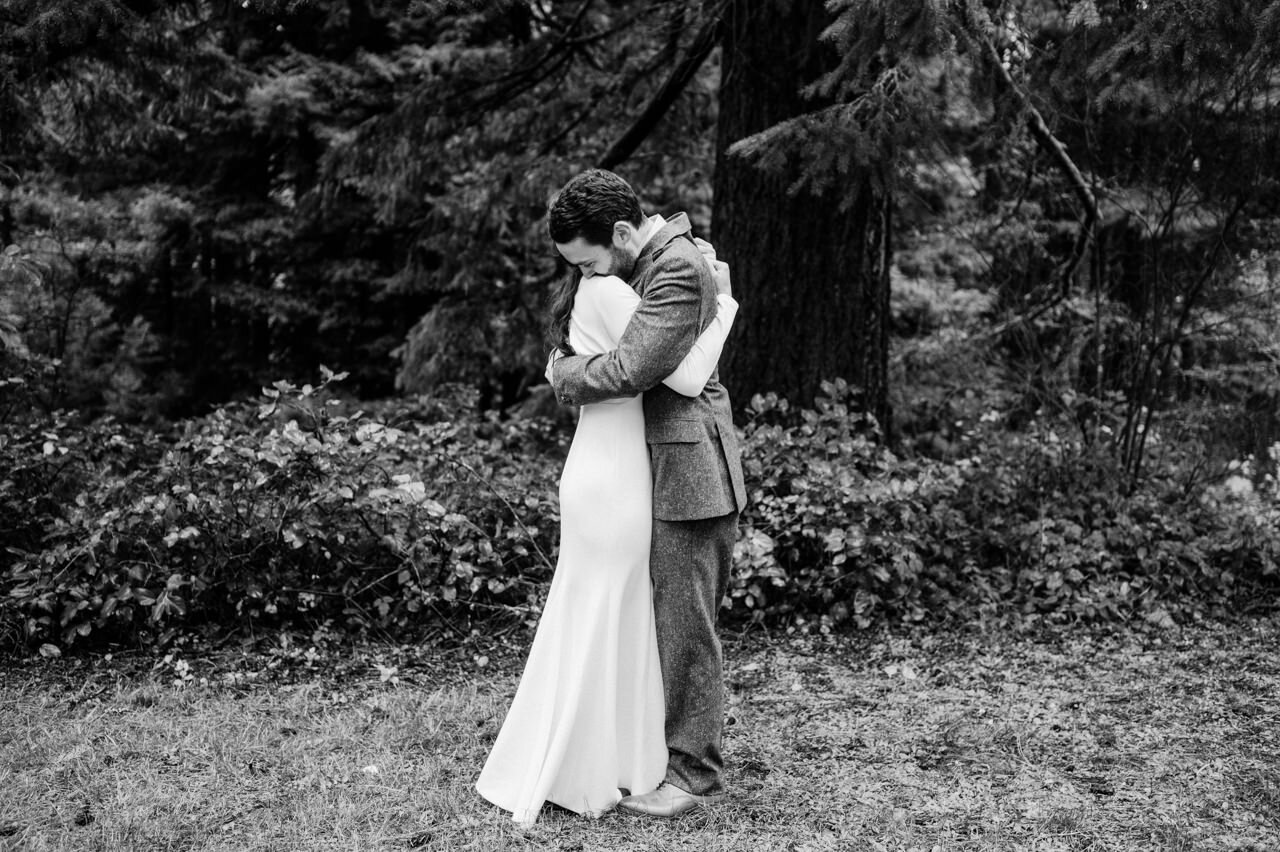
left=551, top=247, right=709, bottom=406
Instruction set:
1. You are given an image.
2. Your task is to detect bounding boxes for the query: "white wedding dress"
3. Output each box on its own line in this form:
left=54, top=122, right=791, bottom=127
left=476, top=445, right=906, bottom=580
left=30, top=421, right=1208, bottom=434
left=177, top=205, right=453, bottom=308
left=476, top=275, right=737, bottom=825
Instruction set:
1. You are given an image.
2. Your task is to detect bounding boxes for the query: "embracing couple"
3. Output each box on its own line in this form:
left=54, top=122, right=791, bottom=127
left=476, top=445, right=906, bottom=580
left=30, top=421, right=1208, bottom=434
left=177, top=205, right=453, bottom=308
left=475, top=169, right=748, bottom=825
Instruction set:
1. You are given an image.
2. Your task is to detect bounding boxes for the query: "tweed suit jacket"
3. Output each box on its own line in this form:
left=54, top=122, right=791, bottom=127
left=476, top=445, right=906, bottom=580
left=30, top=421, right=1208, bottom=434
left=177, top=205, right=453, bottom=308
left=551, top=213, right=748, bottom=522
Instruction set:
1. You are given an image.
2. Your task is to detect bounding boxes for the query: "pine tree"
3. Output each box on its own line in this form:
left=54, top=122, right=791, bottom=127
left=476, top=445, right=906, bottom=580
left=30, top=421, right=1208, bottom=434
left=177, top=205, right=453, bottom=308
left=712, top=0, right=893, bottom=422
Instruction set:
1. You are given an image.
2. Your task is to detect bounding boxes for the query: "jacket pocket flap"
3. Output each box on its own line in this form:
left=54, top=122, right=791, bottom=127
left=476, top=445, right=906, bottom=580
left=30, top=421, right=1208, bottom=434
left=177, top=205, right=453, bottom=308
left=646, top=418, right=702, bottom=444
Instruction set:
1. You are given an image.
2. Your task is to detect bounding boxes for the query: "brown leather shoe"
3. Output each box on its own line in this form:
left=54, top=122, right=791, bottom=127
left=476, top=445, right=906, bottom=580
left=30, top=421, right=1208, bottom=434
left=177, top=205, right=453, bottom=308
left=617, top=782, right=725, bottom=818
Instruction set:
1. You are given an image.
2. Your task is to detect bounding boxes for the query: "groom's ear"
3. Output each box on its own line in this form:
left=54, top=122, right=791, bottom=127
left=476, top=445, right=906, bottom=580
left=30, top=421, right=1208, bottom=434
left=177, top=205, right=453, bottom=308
left=611, top=221, right=634, bottom=248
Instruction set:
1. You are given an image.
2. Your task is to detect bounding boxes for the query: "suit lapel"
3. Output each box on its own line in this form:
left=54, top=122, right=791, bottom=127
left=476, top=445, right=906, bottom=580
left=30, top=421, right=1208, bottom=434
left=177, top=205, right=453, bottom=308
left=629, top=213, right=692, bottom=294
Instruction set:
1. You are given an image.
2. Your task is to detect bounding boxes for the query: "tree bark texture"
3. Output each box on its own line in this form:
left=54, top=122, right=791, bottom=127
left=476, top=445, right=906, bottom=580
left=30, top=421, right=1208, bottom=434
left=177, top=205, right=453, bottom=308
left=712, top=0, right=891, bottom=427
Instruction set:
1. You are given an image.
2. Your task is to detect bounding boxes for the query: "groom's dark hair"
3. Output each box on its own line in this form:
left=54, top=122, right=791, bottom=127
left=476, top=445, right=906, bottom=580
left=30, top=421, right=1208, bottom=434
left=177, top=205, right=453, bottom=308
left=548, top=169, right=644, bottom=247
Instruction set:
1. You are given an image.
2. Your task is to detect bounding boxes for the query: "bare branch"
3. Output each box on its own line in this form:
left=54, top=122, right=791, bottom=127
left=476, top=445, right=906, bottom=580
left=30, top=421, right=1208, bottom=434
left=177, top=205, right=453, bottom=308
left=981, top=35, right=1098, bottom=292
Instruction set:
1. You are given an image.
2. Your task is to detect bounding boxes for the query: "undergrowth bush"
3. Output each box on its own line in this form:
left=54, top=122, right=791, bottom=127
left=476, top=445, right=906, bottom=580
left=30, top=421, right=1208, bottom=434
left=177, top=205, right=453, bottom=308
left=1, top=370, right=564, bottom=648
left=3, top=374, right=1278, bottom=651
left=732, top=380, right=983, bottom=631
left=732, top=379, right=1280, bottom=632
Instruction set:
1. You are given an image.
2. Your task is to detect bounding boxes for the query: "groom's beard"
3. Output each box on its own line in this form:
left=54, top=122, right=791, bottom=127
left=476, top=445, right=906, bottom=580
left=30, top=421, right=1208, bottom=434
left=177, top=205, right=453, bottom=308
left=610, top=245, right=638, bottom=280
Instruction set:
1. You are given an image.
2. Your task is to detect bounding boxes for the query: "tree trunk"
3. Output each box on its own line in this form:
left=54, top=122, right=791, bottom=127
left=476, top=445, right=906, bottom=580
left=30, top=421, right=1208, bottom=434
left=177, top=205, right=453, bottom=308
left=712, top=0, right=891, bottom=428
left=1, top=196, right=12, bottom=246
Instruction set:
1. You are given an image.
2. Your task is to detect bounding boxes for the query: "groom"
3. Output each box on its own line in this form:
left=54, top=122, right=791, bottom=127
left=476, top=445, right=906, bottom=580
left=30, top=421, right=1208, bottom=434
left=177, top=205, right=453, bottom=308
left=546, top=168, right=747, bottom=817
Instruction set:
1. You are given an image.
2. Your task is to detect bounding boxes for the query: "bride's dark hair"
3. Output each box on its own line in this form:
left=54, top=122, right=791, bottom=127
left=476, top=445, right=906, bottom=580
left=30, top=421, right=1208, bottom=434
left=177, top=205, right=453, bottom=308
left=546, top=267, right=582, bottom=356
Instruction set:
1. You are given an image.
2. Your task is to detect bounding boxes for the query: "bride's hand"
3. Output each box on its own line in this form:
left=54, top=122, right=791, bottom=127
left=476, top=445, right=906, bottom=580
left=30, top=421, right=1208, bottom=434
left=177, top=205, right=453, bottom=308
left=692, top=237, right=717, bottom=262
left=708, top=258, right=731, bottom=298
left=693, top=237, right=732, bottom=299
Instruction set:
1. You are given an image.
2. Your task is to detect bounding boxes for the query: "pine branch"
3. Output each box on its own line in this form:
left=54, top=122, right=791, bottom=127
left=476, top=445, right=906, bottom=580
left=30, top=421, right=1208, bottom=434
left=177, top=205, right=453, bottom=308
left=3, top=0, right=138, bottom=74
left=597, top=1, right=724, bottom=170
left=442, top=0, right=595, bottom=114
left=538, top=8, right=682, bottom=158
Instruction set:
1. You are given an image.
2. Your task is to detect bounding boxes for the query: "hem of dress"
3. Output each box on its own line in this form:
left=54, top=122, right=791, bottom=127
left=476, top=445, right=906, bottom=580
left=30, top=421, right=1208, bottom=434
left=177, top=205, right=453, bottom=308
left=476, top=783, right=623, bottom=826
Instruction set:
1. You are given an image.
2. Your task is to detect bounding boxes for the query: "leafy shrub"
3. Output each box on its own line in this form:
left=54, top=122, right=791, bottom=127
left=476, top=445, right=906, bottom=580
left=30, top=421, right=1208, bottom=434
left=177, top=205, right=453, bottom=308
left=729, top=380, right=1280, bottom=632
left=4, top=374, right=1279, bottom=651
left=889, top=270, right=995, bottom=337
left=2, top=370, right=564, bottom=647
left=956, top=408, right=1280, bottom=622
left=731, top=379, right=978, bottom=631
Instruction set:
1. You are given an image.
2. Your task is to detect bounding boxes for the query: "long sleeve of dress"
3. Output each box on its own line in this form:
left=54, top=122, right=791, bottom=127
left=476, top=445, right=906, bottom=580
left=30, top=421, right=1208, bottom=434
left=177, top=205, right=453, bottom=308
left=592, top=276, right=737, bottom=398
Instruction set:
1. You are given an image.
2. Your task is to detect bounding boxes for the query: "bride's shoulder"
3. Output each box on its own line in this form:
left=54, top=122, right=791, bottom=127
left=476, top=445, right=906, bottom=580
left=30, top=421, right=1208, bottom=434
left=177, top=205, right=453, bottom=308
left=589, top=274, right=630, bottom=291
left=577, top=274, right=632, bottom=307
left=592, top=275, right=636, bottom=300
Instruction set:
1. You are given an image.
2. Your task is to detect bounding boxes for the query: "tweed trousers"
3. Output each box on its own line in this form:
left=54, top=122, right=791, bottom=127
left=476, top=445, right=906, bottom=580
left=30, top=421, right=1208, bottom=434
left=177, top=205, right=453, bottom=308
left=649, top=509, right=738, bottom=797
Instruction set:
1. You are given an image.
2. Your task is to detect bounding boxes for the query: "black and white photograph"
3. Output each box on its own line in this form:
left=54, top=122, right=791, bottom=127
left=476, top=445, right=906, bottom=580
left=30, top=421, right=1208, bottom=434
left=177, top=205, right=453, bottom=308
left=2, top=0, right=1278, bottom=849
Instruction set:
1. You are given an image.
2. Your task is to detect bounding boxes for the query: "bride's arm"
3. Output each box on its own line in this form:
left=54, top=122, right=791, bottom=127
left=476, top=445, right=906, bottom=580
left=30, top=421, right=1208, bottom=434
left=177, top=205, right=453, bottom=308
left=660, top=294, right=737, bottom=396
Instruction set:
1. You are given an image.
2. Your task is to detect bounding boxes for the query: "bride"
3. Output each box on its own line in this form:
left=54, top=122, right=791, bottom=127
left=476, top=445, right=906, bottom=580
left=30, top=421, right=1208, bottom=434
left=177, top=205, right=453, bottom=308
left=475, top=254, right=736, bottom=826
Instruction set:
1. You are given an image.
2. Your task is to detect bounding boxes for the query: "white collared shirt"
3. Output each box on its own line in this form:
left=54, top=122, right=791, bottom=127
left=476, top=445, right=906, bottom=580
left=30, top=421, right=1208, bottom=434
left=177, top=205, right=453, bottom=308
left=635, top=213, right=668, bottom=253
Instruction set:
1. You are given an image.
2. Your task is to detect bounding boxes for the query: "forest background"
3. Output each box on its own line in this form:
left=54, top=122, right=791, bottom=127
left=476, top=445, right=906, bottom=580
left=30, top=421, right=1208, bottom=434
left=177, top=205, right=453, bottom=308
left=3, top=0, right=1280, bottom=652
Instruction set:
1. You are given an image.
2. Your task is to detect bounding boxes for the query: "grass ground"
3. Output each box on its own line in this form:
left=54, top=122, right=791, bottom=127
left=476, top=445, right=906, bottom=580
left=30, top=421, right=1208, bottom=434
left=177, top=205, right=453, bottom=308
left=1, top=616, right=1277, bottom=851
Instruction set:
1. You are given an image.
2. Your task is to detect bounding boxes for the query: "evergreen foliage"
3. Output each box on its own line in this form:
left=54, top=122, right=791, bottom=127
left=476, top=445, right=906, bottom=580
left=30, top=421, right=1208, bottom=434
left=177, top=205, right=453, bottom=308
left=1, top=0, right=721, bottom=414
left=2, top=0, right=1280, bottom=648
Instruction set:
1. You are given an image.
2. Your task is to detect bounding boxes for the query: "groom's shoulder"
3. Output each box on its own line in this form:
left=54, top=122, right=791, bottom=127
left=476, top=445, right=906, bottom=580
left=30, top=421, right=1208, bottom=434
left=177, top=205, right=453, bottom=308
left=639, top=213, right=708, bottom=289
left=648, top=230, right=706, bottom=280
left=642, top=244, right=706, bottom=297
left=647, top=213, right=697, bottom=261
left=652, top=234, right=700, bottom=268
